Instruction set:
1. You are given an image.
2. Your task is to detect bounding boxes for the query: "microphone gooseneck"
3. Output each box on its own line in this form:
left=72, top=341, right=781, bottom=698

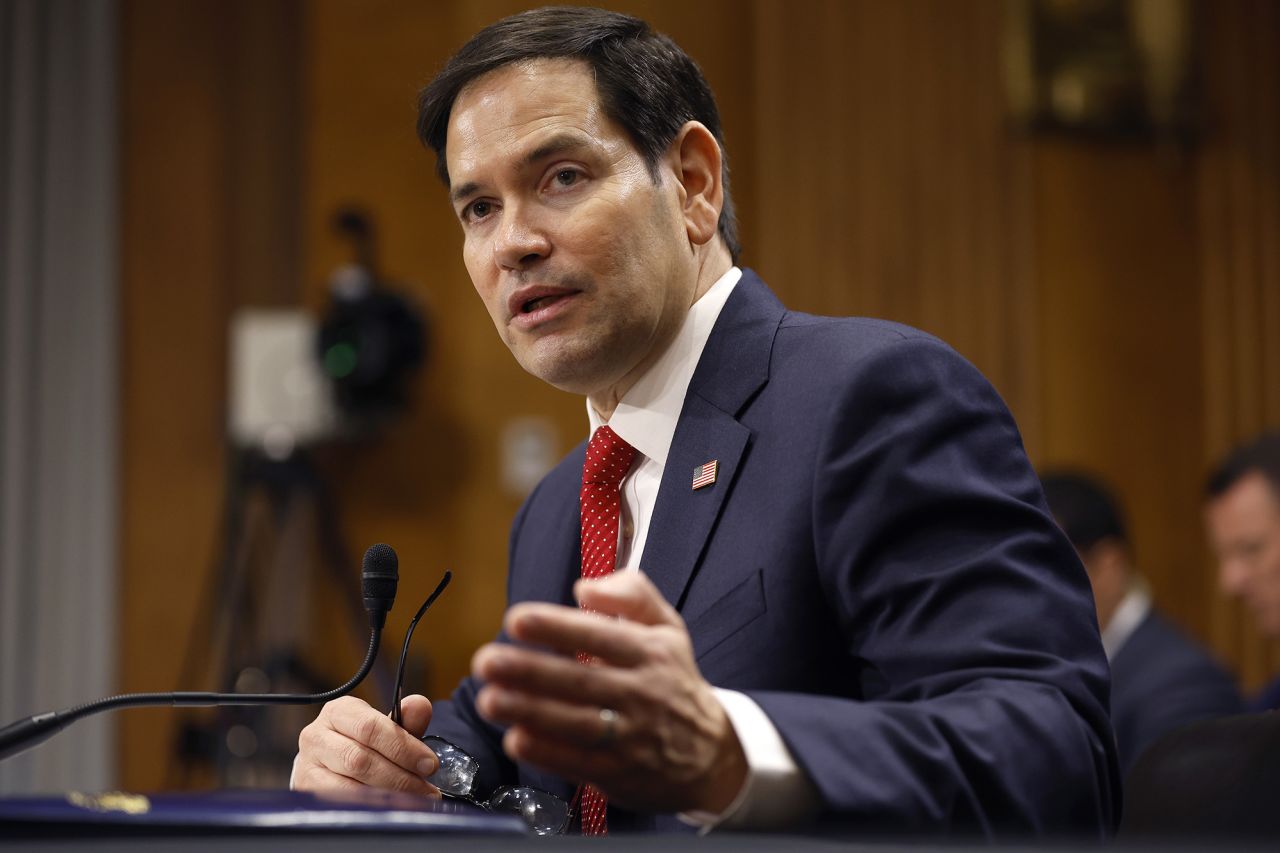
left=0, top=543, right=400, bottom=762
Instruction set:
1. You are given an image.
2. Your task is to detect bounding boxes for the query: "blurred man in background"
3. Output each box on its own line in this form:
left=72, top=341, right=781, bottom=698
left=1042, top=471, right=1242, bottom=772
left=1205, top=431, right=1280, bottom=710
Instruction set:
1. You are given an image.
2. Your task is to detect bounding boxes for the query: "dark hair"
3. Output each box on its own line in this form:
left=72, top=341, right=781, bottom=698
left=416, top=6, right=740, bottom=263
left=1040, top=471, right=1129, bottom=551
left=1206, top=430, right=1280, bottom=499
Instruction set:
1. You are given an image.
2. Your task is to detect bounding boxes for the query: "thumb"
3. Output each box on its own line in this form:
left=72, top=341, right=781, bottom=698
left=575, top=571, right=681, bottom=627
left=398, top=694, right=433, bottom=738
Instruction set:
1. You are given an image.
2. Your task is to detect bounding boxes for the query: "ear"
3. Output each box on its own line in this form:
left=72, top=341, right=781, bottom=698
left=1085, top=539, right=1129, bottom=585
left=668, top=121, right=724, bottom=247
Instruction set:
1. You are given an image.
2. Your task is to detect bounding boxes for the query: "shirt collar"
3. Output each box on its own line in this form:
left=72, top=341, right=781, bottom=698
left=1101, top=582, right=1151, bottom=661
left=587, top=266, right=742, bottom=465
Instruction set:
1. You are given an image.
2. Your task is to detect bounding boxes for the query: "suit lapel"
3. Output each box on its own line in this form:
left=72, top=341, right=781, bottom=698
left=509, top=445, right=586, bottom=608
left=640, top=270, right=784, bottom=610
left=512, top=272, right=783, bottom=806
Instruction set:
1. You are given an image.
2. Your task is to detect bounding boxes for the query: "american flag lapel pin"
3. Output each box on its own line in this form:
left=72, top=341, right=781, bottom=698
left=691, top=459, right=718, bottom=490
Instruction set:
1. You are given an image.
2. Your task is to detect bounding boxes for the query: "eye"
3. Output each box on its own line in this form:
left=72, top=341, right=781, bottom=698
left=463, top=199, right=493, bottom=223
left=553, top=169, right=579, bottom=187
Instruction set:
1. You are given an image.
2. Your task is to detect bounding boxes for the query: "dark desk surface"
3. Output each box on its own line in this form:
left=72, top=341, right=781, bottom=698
left=2, top=791, right=1274, bottom=852
left=5, top=837, right=1279, bottom=853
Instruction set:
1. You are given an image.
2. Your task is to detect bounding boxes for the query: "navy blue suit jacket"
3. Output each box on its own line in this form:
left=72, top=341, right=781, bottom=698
left=428, top=270, right=1121, bottom=837
left=1109, top=609, right=1243, bottom=773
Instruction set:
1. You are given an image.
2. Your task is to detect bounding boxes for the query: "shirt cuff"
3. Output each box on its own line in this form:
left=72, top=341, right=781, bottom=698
left=677, top=688, right=820, bottom=832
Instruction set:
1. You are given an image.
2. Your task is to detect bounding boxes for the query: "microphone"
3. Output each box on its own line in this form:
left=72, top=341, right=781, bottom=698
left=361, top=542, right=398, bottom=628
left=0, top=543, right=400, bottom=762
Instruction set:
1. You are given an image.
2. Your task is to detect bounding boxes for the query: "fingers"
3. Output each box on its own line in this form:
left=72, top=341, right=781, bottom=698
left=503, top=725, right=621, bottom=785
left=476, top=685, right=619, bottom=748
left=327, top=696, right=439, bottom=775
left=294, top=696, right=440, bottom=797
left=574, top=571, right=682, bottom=627
left=398, top=694, right=433, bottom=737
left=296, top=725, right=440, bottom=797
left=292, top=763, right=374, bottom=794
left=504, top=602, right=652, bottom=665
left=473, top=585, right=743, bottom=814
left=473, top=642, right=631, bottom=708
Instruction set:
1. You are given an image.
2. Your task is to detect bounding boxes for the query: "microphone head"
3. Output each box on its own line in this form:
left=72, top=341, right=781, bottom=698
left=362, top=543, right=398, bottom=625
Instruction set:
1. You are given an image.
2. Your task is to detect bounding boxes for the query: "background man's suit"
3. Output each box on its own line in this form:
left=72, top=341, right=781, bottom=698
left=1122, top=711, right=1280, bottom=839
left=428, top=270, right=1121, bottom=836
left=1109, top=609, right=1242, bottom=772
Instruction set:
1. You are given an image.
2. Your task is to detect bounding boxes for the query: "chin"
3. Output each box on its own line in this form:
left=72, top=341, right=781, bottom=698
left=517, top=353, right=601, bottom=395
left=515, top=337, right=622, bottom=395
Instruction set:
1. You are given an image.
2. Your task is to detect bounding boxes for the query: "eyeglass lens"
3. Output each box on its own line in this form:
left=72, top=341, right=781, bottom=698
left=490, top=785, right=570, bottom=836
left=423, top=735, right=479, bottom=798
left=422, top=735, right=570, bottom=835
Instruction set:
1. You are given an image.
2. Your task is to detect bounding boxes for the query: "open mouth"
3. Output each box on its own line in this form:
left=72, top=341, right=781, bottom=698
left=508, top=285, right=581, bottom=324
left=521, top=294, right=561, bottom=313
left=520, top=292, right=575, bottom=314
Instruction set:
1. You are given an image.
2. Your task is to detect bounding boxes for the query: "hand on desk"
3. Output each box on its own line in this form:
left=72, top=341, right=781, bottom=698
left=293, top=693, right=441, bottom=797
left=473, top=571, right=748, bottom=815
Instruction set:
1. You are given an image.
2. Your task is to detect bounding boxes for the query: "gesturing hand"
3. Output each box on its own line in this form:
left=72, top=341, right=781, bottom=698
left=472, top=571, right=748, bottom=814
left=293, top=694, right=441, bottom=798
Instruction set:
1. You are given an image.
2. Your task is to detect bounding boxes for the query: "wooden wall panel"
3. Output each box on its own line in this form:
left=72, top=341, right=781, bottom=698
left=1199, top=0, right=1280, bottom=690
left=750, top=0, right=1040, bottom=440
left=119, top=0, right=235, bottom=792
left=119, top=0, right=302, bottom=790
left=1032, top=140, right=1207, bottom=639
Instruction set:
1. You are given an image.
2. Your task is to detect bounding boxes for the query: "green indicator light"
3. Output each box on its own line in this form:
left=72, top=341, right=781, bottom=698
left=324, top=342, right=358, bottom=378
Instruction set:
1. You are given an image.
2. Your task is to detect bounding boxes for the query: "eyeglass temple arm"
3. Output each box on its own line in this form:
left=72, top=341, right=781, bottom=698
left=391, top=570, right=452, bottom=726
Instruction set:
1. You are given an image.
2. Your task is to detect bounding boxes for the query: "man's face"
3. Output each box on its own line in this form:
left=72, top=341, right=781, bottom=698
left=1205, top=471, right=1280, bottom=637
left=444, top=58, right=697, bottom=400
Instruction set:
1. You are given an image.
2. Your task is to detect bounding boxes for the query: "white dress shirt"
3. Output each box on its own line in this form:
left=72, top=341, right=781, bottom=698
left=1101, top=583, right=1152, bottom=662
left=586, top=266, right=819, bottom=830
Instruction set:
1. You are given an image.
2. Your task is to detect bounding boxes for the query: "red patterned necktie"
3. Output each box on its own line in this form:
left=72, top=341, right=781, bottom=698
left=576, top=424, right=637, bottom=836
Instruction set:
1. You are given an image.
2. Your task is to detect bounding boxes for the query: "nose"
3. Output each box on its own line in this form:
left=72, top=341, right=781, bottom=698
left=493, top=205, right=550, bottom=271
left=1218, top=557, right=1250, bottom=598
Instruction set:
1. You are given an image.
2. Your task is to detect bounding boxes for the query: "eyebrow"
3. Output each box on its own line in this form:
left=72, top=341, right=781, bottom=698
left=449, top=132, right=592, bottom=205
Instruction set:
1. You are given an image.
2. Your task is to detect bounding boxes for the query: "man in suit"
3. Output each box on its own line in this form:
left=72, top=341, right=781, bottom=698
left=293, top=7, right=1119, bottom=836
left=1205, top=431, right=1280, bottom=710
left=1041, top=472, right=1242, bottom=773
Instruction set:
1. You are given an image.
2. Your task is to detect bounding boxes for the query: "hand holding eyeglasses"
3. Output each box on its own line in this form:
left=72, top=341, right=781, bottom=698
left=471, top=571, right=749, bottom=815
left=292, top=571, right=454, bottom=799
left=292, top=692, right=440, bottom=796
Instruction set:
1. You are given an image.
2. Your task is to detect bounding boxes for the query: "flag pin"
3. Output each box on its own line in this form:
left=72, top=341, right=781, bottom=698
left=691, top=459, right=718, bottom=490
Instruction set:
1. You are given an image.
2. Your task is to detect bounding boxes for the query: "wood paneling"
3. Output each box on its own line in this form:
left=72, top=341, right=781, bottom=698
left=1033, top=140, right=1207, bottom=638
left=750, top=0, right=1040, bottom=440
left=119, top=0, right=302, bottom=789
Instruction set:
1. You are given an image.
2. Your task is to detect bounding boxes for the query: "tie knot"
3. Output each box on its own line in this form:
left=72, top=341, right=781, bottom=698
left=583, top=425, right=637, bottom=489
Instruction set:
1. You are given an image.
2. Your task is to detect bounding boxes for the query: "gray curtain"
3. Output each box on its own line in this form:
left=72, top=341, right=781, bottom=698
left=0, top=0, right=118, bottom=793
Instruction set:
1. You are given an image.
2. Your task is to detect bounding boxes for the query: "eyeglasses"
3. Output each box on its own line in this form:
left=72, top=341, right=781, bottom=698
left=422, top=735, right=571, bottom=836
left=390, top=570, right=452, bottom=727
left=388, top=571, right=571, bottom=836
